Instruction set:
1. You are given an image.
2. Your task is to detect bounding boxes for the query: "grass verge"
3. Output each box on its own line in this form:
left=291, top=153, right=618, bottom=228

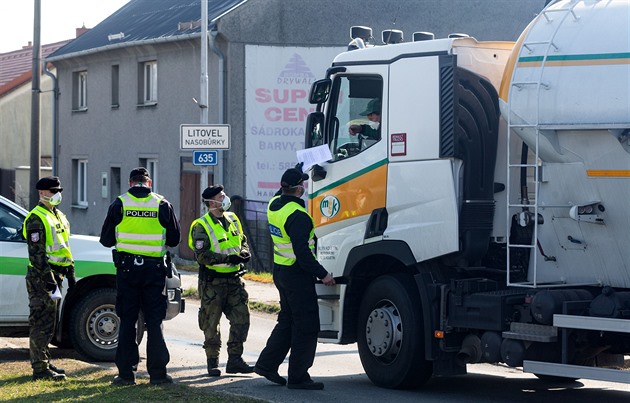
left=177, top=264, right=273, bottom=284
left=0, top=360, right=263, bottom=403
left=182, top=286, right=279, bottom=315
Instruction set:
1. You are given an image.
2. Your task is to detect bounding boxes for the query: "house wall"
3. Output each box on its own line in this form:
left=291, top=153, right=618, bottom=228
left=53, top=0, right=546, bottom=242
left=0, top=74, right=55, bottom=201
left=55, top=41, right=204, bottom=235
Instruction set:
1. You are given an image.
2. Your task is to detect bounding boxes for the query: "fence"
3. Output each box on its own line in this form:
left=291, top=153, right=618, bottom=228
left=233, top=197, right=273, bottom=273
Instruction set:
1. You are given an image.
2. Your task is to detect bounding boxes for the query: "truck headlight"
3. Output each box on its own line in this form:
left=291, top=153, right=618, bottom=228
left=167, top=289, right=175, bottom=301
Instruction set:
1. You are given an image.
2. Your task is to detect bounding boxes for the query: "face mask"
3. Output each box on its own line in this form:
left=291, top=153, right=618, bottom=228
left=208, top=195, right=231, bottom=211
left=292, top=185, right=305, bottom=198
left=44, top=192, right=63, bottom=206
left=368, top=121, right=380, bottom=130
left=220, top=195, right=231, bottom=211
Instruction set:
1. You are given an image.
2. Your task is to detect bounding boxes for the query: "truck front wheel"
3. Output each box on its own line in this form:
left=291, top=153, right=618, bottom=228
left=357, top=274, right=432, bottom=389
left=69, top=288, right=118, bottom=361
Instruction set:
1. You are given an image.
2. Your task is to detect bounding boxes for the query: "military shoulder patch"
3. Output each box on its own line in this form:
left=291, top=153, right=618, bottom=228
left=30, top=231, right=40, bottom=243
left=195, top=240, right=205, bottom=250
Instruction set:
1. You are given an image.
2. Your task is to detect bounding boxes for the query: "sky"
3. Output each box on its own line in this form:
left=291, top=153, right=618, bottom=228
left=0, top=0, right=130, bottom=53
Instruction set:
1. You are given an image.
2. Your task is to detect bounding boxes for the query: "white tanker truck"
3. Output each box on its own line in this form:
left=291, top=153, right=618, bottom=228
left=303, top=0, right=630, bottom=388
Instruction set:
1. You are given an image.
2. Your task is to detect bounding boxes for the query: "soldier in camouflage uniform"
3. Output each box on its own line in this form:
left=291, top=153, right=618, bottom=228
left=24, top=176, right=76, bottom=381
left=188, top=185, right=254, bottom=376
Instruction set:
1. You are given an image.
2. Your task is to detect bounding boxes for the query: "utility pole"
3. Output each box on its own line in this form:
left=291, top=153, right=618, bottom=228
left=199, top=0, right=209, bottom=214
left=29, top=0, right=41, bottom=208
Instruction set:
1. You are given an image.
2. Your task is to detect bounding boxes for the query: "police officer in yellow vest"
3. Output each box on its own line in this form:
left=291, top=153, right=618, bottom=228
left=24, top=176, right=75, bottom=381
left=99, top=167, right=181, bottom=386
left=189, top=185, right=254, bottom=376
left=255, top=167, right=335, bottom=390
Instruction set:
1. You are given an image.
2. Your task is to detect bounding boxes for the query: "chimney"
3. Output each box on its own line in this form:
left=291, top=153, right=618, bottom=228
left=23, top=41, right=33, bottom=49
left=76, top=24, right=90, bottom=38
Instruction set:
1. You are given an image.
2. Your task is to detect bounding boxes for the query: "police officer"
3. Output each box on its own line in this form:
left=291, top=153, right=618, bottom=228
left=255, top=167, right=335, bottom=390
left=24, top=176, right=75, bottom=381
left=189, top=185, right=254, bottom=376
left=99, top=167, right=181, bottom=386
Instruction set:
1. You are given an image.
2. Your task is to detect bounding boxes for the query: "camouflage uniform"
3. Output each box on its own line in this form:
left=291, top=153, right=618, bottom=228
left=25, top=205, right=72, bottom=373
left=191, top=222, right=251, bottom=360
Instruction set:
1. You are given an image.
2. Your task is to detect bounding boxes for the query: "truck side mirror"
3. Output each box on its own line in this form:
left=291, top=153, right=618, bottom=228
left=305, top=112, right=325, bottom=148
left=309, top=79, right=331, bottom=104
left=311, top=164, right=327, bottom=182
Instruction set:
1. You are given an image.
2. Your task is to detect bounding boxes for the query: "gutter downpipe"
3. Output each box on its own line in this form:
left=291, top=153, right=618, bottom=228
left=43, top=62, right=59, bottom=175
left=210, top=28, right=225, bottom=187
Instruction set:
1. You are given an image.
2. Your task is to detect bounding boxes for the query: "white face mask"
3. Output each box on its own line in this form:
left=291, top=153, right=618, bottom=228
left=368, top=121, right=380, bottom=130
left=207, top=195, right=231, bottom=211
left=44, top=192, right=62, bottom=206
left=220, top=195, right=231, bottom=211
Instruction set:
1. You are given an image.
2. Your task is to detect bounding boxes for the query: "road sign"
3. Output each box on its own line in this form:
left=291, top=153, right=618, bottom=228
left=193, top=150, right=218, bottom=166
left=180, top=124, right=230, bottom=150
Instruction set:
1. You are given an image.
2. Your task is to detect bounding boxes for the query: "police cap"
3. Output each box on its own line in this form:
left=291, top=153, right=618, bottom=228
left=281, top=168, right=309, bottom=188
left=36, top=176, right=63, bottom=191
left=202, top=185, right=224, bottom=200
left=129, top=167, right=150, bottom=180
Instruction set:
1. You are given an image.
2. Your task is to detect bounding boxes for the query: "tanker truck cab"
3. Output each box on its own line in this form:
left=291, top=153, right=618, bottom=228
left=0, top=195, right=185, bottom=361
left=305, top=0, right=630, bottom=390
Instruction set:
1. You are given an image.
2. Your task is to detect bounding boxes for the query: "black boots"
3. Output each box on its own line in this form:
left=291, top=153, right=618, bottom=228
left=226, top=356, right=254, bottom=374
left=32, top=369, right=66, bottom=381
left=207, top=357, right=221, bottom=376
left=207, top=356, right=254, bottom=376
left=48, top=364, right=65, bottom=374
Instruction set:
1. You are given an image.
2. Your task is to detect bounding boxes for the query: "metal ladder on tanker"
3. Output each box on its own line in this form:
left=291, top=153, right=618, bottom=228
left=505, top=1, right=580, bottom=288
left=506, top=0, right=630, bottom=384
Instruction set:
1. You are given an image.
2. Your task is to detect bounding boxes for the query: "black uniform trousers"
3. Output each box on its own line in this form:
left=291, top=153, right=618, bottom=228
left=256, top=264, right=320, bottom=384
left=115, top=260, right=169, bottom=381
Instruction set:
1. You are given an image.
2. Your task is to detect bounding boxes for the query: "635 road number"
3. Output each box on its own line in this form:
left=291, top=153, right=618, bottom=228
left=193, top=151, right=218, bottom=166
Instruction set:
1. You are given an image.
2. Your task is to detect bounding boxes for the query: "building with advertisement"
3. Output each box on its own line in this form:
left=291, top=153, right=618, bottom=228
left=45, top=0, right=546, bottom=262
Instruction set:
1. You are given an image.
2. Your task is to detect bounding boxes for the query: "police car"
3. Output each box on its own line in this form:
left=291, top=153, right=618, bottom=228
left=0, top=195, right=184, bottom=361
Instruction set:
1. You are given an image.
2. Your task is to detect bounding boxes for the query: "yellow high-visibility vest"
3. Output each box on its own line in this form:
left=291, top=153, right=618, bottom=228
left=267, top=196, right=315, bottom=266
left=115, top=192, right=166, bottom=257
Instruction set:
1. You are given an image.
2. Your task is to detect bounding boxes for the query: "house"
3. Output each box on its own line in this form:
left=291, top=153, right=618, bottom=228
left=0, top=39, right=71, bottom=205
left=46, top=0, right=546, bottom=260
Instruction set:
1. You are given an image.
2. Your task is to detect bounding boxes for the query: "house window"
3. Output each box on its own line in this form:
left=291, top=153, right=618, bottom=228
left=138, top=60, right=157, bottom=105
left=140, top=158, right=158, bottom=192
left=111, top=65, right=119, bottom=108
left=72, top=70, right=88, bottom=111
left=73, top=159, right=88, bottom=206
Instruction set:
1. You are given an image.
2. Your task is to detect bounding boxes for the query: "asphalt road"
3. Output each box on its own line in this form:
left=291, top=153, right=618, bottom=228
left=2, top=301, right=629, bottom=402
left=158, top=300, right=630, bottom=402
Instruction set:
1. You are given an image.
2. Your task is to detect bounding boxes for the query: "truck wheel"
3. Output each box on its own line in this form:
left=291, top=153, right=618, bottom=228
left=357, top=274, right=432, bottom=389
left=69, top=288, right=118, bottom=361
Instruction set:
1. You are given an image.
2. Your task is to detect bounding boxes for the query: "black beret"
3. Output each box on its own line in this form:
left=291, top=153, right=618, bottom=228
left=36, top=176, right=63, bottom=191
left=281, top=168, right=309, bottom=188
left=129, top=167, right=150, bottom=180
left=202, top=185, right=224, bottom=200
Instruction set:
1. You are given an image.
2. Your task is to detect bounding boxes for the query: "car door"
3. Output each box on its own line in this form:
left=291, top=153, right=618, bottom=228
left=0, top=197, right=30, bottom=322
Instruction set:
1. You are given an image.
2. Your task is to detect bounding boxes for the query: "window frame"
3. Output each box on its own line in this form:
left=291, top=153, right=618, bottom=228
left=75, top=159, right=88, bottom=207
left=72, top=70, right=88, bottom=111
left=111, top=64, right=120, bottom=108
left=327, top=74, right=383, bottom=162
left=142, top=60, right=158, bottom=104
